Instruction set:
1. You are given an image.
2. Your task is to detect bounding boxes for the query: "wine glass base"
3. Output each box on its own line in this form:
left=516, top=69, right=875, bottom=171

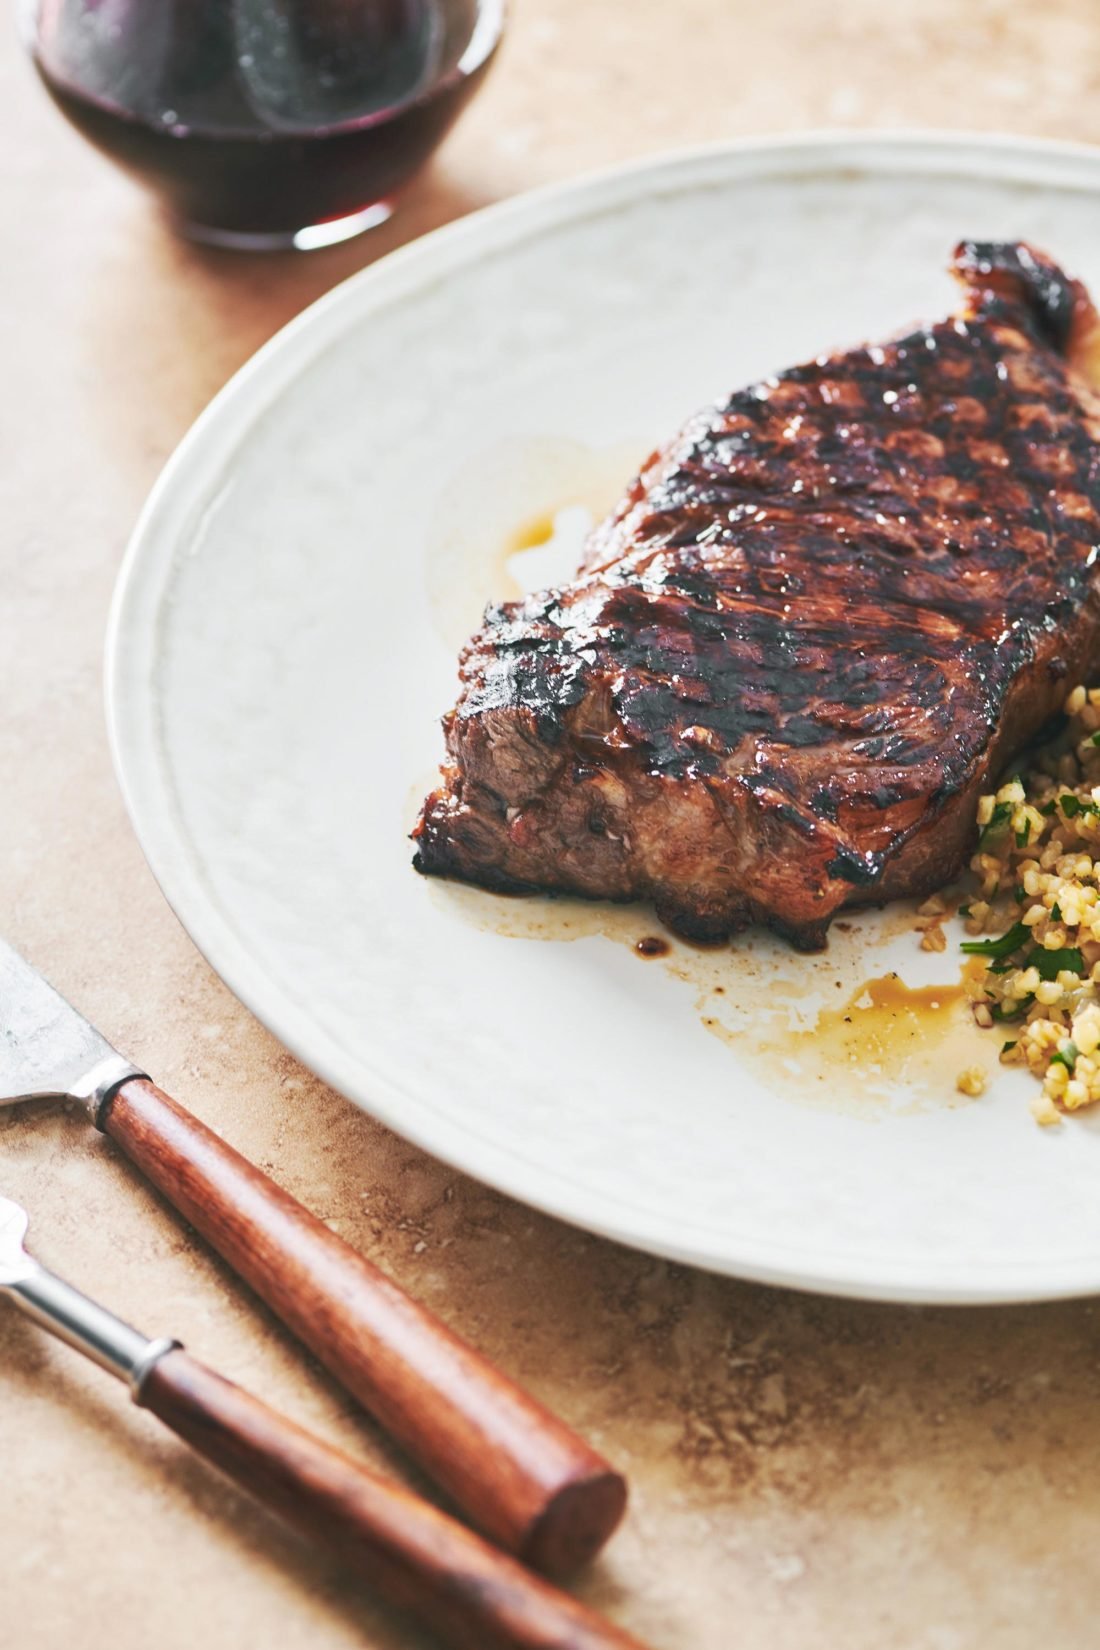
left=179, top=200, right=394, bottom=253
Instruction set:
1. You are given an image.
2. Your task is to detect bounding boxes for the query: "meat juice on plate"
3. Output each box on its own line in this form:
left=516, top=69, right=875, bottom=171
left=27, top=0, right=502, bottom=246
left=432, top=877, right=992, bottom=1116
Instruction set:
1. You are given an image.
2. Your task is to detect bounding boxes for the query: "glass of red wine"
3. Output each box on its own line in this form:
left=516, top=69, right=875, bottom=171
left=24, top=0, right=503, bottom=249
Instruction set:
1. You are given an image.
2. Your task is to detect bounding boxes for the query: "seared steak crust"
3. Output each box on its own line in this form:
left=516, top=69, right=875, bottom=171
left=414, top=243, right=1100, bottom=948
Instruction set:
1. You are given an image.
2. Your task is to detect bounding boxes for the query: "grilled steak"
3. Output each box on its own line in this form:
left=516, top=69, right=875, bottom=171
left=414, top=243, right=1100, bottom=949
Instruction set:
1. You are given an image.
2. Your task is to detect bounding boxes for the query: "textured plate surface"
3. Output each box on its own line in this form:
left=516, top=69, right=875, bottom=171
left=107, top=133, right=1100, bottom=1303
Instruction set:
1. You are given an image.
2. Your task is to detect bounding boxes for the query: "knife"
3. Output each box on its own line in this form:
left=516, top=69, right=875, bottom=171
left=0, top=1191, right=647, bottom=1650
left=0, top=936, right=625, bottom=1574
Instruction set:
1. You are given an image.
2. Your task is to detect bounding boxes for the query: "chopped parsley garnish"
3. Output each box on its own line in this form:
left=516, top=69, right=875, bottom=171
left=1001, top=1040, right=1017, bottom=1055
left=1060, top=794, right=1084, bottom=818
left=1025, top=946, right=1084, bottom=981
left=1051, top=903, right=1062, bottom=921
left=961, top=922, right=1029, bottom=959
left=978, top=800, right=1013, bottom=846
left=1050, top=1040, right=1079, bottom=1072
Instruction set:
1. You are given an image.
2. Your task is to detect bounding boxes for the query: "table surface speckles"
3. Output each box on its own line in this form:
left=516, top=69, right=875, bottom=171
left=6, top=5, right=1100, bottom=1647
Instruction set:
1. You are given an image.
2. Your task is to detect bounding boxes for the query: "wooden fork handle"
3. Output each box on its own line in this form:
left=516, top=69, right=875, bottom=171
left=139, top=1349, right=647, bottom=1650
left=100, top=1077, right=625, bottom=1574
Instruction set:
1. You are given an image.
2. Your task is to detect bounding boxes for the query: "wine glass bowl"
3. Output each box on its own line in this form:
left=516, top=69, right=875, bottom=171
left=25, top=0, right=503, bottom=249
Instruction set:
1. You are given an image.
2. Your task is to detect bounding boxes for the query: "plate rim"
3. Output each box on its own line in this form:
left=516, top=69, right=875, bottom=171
left=106, top=127, right=1100, bottom=1306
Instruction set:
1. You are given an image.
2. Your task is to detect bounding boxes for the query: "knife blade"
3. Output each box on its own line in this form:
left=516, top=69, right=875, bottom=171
left=0, top=934, right=626, bottom=1574
left=0, top=935, right=140, bottom=1109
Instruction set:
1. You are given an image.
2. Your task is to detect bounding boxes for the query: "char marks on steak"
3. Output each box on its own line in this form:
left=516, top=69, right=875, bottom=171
left=414, top=243, right=1100, bottom=949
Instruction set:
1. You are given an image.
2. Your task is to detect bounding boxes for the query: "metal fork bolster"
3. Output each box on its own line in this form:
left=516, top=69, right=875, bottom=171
left=129, top=1337, right=180, bottom=1399
left=70, top=1055, right=148, bottom=1129
left=10, top=1266, right=160, bottom=1384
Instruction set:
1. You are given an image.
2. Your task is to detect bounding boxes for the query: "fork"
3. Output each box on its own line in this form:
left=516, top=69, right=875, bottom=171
left=0, top=1191, right=648, bottom=1650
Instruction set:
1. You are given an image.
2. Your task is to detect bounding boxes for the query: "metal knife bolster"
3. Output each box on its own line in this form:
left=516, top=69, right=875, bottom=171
left=70, top=1054, right=148, bottom=1128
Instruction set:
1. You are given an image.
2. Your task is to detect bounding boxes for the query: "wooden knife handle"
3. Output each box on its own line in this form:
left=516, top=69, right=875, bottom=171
left=101, top=1078, right=625, bottom=1574
left=139, top=1349, right=647, bottom=1650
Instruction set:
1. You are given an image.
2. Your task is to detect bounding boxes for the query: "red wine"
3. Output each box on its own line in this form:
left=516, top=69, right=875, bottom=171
left=30, top=0, right=501, bottom=245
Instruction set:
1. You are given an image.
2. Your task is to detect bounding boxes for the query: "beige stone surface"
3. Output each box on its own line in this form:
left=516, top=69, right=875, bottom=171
left=6, top=3, right=1100, bottom=1647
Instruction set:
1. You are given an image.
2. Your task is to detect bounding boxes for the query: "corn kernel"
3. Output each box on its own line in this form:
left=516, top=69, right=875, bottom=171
left=1030, top=1091, right=1063, bottom=1125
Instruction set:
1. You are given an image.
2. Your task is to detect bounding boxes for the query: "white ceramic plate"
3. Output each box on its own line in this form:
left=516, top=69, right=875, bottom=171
left=108, top=132, right=1100, bottom=1304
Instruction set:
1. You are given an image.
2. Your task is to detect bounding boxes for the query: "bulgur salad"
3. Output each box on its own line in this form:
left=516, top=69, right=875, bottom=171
left=960, top=683, right=1100, bottom=1124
